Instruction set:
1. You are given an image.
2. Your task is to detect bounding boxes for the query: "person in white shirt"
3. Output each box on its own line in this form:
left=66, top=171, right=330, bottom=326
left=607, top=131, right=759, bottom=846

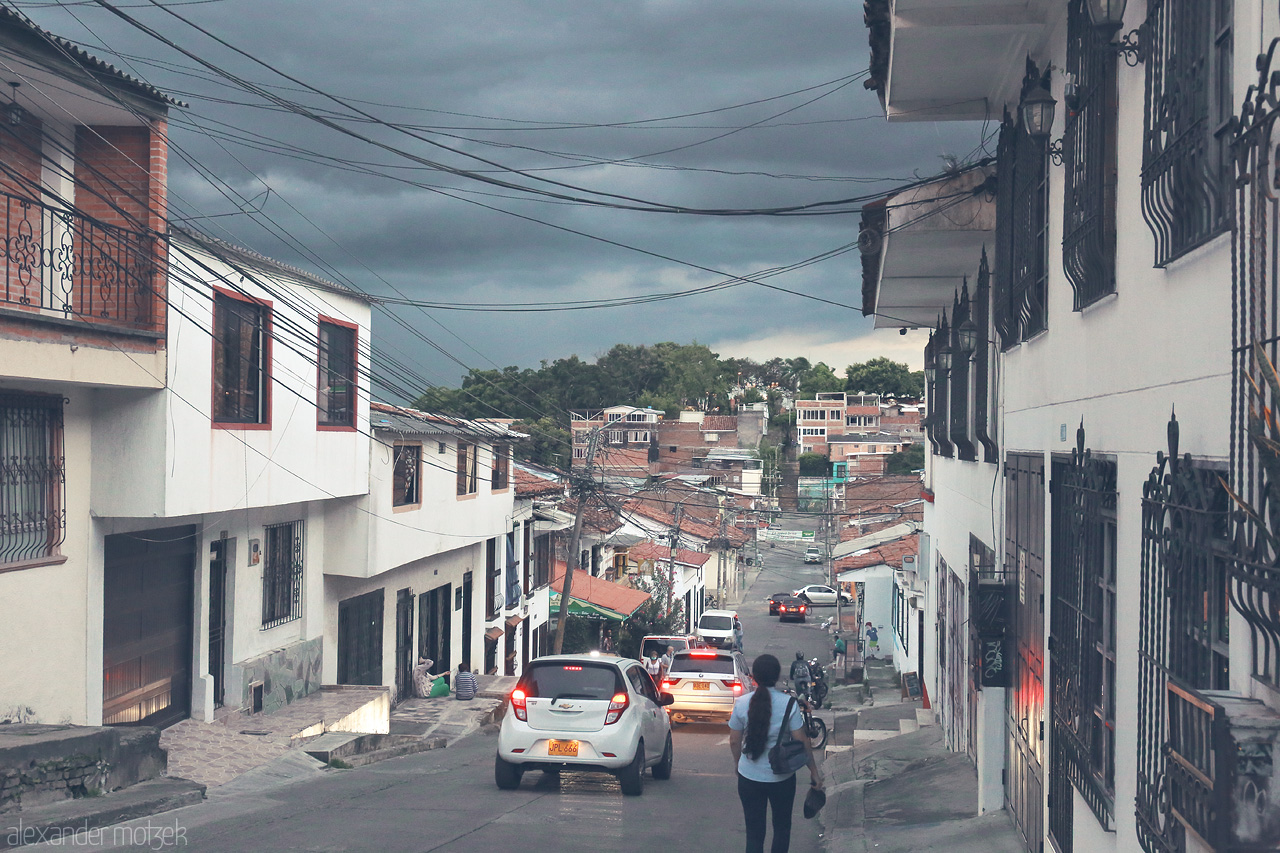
left=728, top=653, right=823, bottom=853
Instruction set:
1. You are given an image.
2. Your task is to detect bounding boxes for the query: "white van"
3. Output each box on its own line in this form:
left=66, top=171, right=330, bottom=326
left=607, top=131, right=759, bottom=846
left=697, top=609, right=741, bottom=650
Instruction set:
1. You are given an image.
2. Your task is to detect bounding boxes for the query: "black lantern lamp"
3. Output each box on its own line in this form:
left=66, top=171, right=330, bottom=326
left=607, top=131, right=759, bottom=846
left=7, top=82, right=22, bottom=126
left=936, top=341, right=952, bottom=376
left=1085, top=0, right=1143, bottom=64
left=1085, top=0, right=1126, bottom=31
left=923, top=332, right=938, bottom=385
left=1021, top=82, right=1056, bottom=140
left=956, top=316, right=980, bottom=358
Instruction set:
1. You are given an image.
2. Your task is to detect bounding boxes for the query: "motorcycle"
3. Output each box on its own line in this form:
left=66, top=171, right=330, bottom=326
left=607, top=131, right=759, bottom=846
left=807, top=658, right=829, bottom=709
left=785, top=687, right=829, bottom=750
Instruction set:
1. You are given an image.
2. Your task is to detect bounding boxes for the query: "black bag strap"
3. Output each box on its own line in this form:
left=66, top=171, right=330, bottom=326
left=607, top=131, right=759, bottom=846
left=776, top=697, right=797, bottom=748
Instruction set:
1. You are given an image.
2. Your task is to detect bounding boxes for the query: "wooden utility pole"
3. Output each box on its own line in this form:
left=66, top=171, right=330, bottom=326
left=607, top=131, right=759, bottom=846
left=553, top=430, right=598, bottom=654
left=666, top=503, right=683, bottom=618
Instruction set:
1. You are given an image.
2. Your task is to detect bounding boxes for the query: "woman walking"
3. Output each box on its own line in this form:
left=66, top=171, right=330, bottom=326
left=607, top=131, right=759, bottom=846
left=728, top=653, right=824, bottom=853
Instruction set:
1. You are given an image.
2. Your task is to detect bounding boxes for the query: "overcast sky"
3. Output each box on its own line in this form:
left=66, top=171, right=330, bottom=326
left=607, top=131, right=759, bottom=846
left=22, top=0, right=985, bottom=399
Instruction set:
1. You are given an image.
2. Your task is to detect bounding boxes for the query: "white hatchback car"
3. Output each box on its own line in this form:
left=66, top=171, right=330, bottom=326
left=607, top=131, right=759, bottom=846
left=495, top=654, right=675, bottom=795
left=792, top=583, right=853, bottom=606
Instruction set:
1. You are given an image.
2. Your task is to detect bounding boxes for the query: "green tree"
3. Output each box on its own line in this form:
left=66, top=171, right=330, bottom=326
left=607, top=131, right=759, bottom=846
left=739, top=387, right=765, bottom=406
left=799, top=452, right=829, bottom=476
left=844, top=358, right=924, bottom=398
left=798, top=362, right=844, bottom=396
left=512, top=416, right=571, bottom=468
left=885, top=443, right=925, bottom=474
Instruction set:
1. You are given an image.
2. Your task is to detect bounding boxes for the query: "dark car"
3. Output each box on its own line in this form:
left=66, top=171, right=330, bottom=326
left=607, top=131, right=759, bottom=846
left=777, top=596, right=808, bottom=623
left=768, top=592, right=792, bottom=616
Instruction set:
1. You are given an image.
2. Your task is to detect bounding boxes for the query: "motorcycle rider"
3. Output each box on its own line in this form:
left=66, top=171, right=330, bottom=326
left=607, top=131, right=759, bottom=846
left=789, top=652, right=812, bottom=702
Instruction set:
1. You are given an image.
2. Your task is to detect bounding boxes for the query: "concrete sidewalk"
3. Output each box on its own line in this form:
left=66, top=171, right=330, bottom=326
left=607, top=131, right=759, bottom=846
left=817, top=660, right=1024, bottom=853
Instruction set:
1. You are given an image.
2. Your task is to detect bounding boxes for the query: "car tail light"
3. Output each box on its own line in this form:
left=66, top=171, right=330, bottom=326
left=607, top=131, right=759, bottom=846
left=800, top=605, right=807, bottom=613
left=662, top=679, right=676, bottom=690
left=604, top=692, right=629, bottom=725
left=722, top=679, right=743, bottom=693
left=510, top=688, right=528, bottom=722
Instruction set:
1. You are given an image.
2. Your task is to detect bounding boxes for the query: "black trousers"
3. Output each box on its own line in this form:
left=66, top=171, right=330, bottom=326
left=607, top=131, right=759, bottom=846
left=737, top=772, right=797, bottom=853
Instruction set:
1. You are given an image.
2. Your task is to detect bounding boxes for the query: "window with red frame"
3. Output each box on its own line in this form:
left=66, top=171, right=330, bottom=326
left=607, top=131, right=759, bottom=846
left=318, top=320, right=356, bottom=428
left=213, top=291, right=269, bottom=425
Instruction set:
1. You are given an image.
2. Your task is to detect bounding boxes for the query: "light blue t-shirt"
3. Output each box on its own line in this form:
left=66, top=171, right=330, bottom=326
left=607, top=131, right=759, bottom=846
left=728, top=687, right=804, bottom=782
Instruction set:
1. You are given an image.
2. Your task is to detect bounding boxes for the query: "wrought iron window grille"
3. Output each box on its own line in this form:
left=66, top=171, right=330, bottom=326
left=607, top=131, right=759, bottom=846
left=261, top=520, right=304, bottom=629
left=1140, top=0, right=1233, bottom=267
left=1229, top=27, right=1280, bottom=691
left=1062, top=0, right=1119, bottom=310
left=0, top=391, right=65, bottom=565
left=1136, top=413, right=1231, bottom=853
left=994, top=60, right=1051, bottom=350
left=1049, top=424, right=1117, bottom=846
left=972, top=250, right=998, bottom=462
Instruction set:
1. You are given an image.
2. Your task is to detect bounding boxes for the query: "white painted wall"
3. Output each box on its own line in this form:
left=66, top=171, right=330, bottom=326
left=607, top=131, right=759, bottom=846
left=92, top=237, right=373, bottom=520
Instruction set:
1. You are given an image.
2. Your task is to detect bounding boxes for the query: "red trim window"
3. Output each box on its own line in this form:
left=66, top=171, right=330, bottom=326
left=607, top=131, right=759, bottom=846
left=457, top=441, right=478, bottom=496
left=212, top=288, right=271, bottom=429
left=491, top=443, right=510, bottom=490
left=318, top=316, right=358, bottom=430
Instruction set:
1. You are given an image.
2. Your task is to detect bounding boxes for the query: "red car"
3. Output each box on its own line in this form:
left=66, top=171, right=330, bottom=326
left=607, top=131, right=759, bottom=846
left=777, top=596, right=808, bottom=623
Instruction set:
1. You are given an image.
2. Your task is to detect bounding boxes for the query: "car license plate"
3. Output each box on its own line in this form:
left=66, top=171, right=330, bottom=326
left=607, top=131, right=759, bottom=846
left=548, top=740, right=579, bottom=757
left=692, top=682, right=710, bottom=691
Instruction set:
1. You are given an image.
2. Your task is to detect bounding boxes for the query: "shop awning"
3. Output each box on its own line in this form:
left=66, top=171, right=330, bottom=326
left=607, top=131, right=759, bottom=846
left=550, top=566, right=651, bottom=621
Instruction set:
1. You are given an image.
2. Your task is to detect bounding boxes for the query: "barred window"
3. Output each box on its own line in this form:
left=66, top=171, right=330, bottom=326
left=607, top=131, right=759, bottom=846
left=0, top=392, right=65, bottom=565
left=1049, top=433, right=1117, bottom=845
left=262, top=520, right=304, bottom=628
left=994, top=62, right=1051, bottom=349
left=1062, top=0, right=1118, bottom=308
left=1140, top=0, right=1233, bottom=266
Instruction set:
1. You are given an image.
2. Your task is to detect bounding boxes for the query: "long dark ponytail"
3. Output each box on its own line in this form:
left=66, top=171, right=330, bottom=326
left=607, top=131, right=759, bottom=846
left=743, top=654, right=781, bottom=759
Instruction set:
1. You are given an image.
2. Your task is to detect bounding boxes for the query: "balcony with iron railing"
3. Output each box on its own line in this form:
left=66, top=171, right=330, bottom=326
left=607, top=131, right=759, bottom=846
left=0, top=190, right=161, bottom=337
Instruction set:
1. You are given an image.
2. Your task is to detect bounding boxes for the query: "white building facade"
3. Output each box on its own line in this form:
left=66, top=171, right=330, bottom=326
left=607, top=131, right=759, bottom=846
left=862, top=0, right=1280, bottom=851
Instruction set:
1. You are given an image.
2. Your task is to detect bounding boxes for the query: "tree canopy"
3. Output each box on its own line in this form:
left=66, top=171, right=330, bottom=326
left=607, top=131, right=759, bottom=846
left=412, top=344, right=920, bottom=467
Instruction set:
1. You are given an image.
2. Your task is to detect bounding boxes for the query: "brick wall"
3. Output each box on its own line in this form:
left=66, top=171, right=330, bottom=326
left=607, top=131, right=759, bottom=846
left=72, top=124, right=167, bottom=337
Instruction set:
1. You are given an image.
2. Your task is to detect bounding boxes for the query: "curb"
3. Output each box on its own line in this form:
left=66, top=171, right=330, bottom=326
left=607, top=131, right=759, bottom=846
left=333, top=736, right=447, bottom=769
left=0, top=777, right=206, bottom=851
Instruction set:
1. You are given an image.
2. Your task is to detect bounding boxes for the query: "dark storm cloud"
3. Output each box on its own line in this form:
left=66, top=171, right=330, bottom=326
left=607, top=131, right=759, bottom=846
left=21, top=0, right=983, bottom=396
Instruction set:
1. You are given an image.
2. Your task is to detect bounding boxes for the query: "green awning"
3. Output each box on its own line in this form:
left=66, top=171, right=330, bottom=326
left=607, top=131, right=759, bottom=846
left=549, top=590, right=628, bottom=621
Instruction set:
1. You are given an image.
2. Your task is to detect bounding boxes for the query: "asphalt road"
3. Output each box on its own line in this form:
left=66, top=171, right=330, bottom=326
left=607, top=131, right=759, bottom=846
left=36, top=516, right=839, bottom=853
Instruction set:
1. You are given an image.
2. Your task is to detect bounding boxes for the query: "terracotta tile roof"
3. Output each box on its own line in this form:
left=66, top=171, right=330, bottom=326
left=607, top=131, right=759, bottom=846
left=836, top=533, right=919, bottom=572
left=551, top=563, right=652, bottom=617
left=515, top=467, right=564, bottom=498
left=626, top=540, right=711, bottom=567
left=701, top=415, right=737, bottom=432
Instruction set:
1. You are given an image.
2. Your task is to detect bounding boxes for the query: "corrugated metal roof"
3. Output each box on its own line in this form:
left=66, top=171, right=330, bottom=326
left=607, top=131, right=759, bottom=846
left=370, top=401, right=520, bottom=440
left=0, top=6, right=185, bottom=108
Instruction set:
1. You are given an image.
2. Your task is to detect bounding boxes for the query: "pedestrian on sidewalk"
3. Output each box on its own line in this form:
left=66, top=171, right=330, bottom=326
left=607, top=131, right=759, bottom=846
left=728, top=653, right=824, bottom=853
left=832, top=634, right=847, bottom=673
left=455, top=664, right=478, bottom=701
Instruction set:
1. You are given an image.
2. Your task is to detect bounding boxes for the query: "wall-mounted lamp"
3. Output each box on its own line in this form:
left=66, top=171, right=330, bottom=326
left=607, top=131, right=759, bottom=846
left=955, top=317, right=980, bottom=357
left=935, top=343, right=952, bottom=376
left=1085, top=0, right=1143, bottom=65
left=1020, top=82, right=1056, bottom=140
left=7, top=82, right=22, bottom=126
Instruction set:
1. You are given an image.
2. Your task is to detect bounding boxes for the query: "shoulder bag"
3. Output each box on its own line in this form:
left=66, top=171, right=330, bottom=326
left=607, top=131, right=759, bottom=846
left=768, top=697, right=809, bottom=775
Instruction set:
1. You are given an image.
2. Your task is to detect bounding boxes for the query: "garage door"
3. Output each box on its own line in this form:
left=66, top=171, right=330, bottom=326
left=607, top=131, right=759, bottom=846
left=102, top=525, right=197, bottom=728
